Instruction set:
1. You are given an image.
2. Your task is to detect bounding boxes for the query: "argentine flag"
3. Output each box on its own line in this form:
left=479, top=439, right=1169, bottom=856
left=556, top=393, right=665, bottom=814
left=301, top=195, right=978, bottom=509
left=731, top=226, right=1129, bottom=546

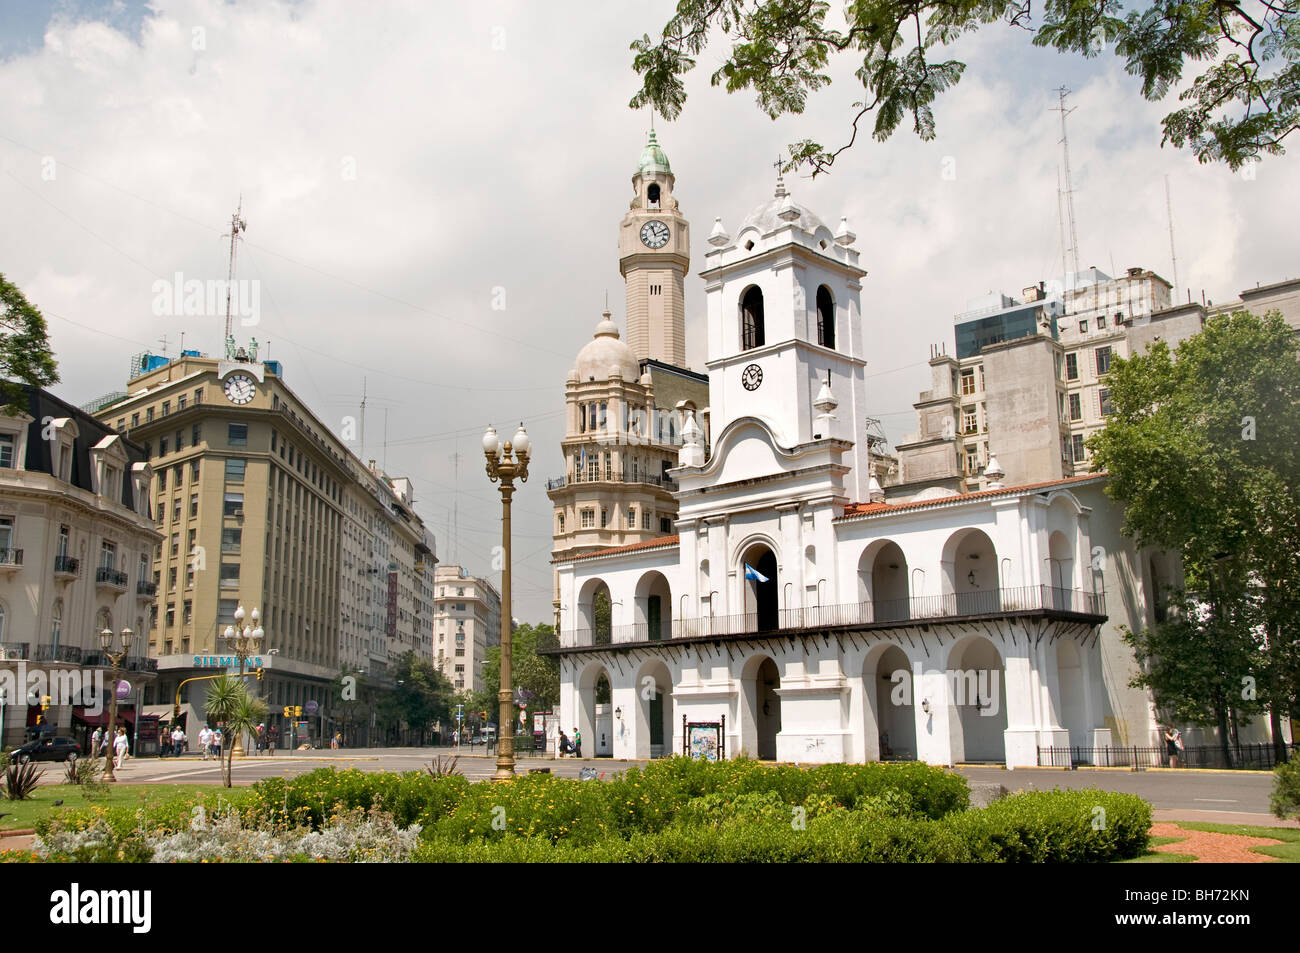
left=744, top=563, right=769, bottom=583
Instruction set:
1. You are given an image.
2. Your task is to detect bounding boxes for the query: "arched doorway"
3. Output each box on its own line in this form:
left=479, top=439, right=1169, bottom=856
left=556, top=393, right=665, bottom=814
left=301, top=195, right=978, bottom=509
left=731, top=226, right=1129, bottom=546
left=1048, top=530, right=1075, bottom=610
left=578, top=578, right=613, bottom=645
left=577, top=663, right=614, bottom=758
left=634, top=571, right=672, bottom=641
left=946, top=637, right=1007, bottom=763
left=741, top=654, right=782, bottom=760
left=1056, top=638, right=1087, bottom=748
left=635, top=660, right=674, bottom=758
left=868, top=644, right=916, bottom=761
left=944, top=529, right=1000, bottom=615
left=858, top=541, right=909, bottom=622
left=740, top=542, right=779, bottom=632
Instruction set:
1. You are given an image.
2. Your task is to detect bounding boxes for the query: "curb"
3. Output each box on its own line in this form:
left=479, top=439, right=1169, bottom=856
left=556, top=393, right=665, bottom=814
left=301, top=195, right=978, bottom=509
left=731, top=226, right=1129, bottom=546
left=0, top=828, right=36, bottom=838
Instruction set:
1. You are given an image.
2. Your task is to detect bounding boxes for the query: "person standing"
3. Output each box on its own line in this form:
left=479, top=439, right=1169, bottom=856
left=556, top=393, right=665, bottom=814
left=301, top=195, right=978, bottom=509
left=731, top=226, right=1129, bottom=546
left=1164, top=726, right=1181, bottom=768
left=573, top=727, right=582, bottom=759
left=198, top=725, right=211, bottom=760
left=91, top=727, right=102, bottom=760
left=212, top=727, right=223, bottom=761
left=113, top=727, right=130, bottom=769
left=267, top=725, right=279, bottom=755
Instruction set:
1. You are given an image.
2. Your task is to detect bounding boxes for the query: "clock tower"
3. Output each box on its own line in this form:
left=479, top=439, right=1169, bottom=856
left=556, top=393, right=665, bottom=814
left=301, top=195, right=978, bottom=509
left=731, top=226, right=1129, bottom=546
left=619, top=129, right=689, bottom=367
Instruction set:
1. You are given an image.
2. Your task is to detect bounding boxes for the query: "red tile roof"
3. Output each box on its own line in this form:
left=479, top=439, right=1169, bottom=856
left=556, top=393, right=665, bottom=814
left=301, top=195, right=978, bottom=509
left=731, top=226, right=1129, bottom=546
left=838, top=472, right=1106, bottom=520
left=558, top=534, right=680, bottom=563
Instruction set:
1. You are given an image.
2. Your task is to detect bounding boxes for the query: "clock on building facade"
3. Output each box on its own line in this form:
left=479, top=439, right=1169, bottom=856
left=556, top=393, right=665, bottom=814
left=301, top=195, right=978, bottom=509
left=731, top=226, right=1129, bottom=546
left=741, top=363, right=763, bottom=391
left=639, top=221, right=670, bottom=249
left=223, top=373, right=257, bottom=404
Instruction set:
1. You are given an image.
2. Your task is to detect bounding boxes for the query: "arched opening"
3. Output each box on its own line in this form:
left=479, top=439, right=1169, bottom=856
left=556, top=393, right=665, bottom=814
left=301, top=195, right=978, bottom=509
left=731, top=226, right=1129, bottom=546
left=947, top=636, right=1007, bottom=763
left=741, top=654, right=782, bottom=760
left=1056, top=638, right=1087, bottom=748
left=1048, top=530, right=1075, bottom=609
left=634, top=570, right=672, bottom=641
left=95, top=606, right=112, bottom=634
left=635, top=659, right=674, bottom=758
left=740, top=286, right=765, bottom=350
left=1149, top=556, right=1168, bottom=623
left=869, top=645, right=916, bottom=761
left=944, top=528, right=1000, bottom=615
left=858, top=541, right=909, bottom=622
left=646, top=183, right=661, bottom=209
left=816, top=285, right=835, bottom=350
left=577, top=662, right=614, bottom=758
left=578, top=578, right=613, bottom=645
left=50, top=599, right=62, bottom=651
left=740, top=542, right=779, bottom=632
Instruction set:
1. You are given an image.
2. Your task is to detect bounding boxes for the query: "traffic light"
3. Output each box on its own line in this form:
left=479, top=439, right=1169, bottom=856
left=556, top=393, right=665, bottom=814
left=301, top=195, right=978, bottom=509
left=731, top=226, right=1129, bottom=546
left=256, top=668, right=264, bottom=681
left=282, top=706, right=291, bottom=718
left=41, top=694, right=50, bottom=710
left=294, top=705, right=302, bottom=718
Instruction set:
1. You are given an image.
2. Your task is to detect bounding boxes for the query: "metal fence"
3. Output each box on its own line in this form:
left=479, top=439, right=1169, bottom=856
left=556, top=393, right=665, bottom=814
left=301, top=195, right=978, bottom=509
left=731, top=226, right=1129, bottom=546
left=1039, top=742, right=1297, bottom=771
left=557, top=584, right=1106, bottom=648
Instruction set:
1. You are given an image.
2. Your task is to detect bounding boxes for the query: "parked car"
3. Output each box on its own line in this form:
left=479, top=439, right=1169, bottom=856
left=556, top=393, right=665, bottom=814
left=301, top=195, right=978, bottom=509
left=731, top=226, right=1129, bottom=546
left=10, top=736, right=83, bottom=764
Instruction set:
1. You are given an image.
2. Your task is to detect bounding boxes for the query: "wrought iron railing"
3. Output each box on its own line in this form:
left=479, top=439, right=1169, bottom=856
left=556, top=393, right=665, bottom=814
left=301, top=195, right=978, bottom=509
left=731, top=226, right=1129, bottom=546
left=0, top=642, right=30, bottom=661
left=54, top=555, right=80, bottom=575
left=555, top=584, right=1105, bottom=648
left=0, top=548, right=23, bottom=566
left=33, top=645, right=84, bottom=663
left=547, top=472, right=677, bottom=490
left=95, top=567, right=129, bottom=587
left=1039, top=742, right=1298, bottom=771
left=137, top=580, right=157, bottom=597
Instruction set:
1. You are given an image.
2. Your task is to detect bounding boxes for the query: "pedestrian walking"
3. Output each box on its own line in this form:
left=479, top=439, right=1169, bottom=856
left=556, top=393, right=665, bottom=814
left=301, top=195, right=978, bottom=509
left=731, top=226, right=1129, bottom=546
left=91, top=727, right=102, bottom=760
left=212, top=727, right=223, bottom=760
left=113, top=727, right=130, bottom=769
left=198, top=725, right=211, bottom=760
left=573, top=727, right=582, bottom=759
left=172, top=726, right=185, bottom=758
left=267, top=725, right=279, bottom=755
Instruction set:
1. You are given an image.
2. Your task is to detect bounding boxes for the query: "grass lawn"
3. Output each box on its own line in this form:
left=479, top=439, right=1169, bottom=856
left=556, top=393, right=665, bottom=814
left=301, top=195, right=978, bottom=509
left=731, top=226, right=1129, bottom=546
left=0, top=783, right=226, bottom=832
left=1175, top=822, right=1300, bottom=862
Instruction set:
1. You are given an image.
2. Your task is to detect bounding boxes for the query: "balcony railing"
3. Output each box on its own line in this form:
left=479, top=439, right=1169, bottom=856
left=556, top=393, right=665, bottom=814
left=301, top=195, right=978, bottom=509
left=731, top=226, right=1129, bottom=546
left=137, top=580, right=158, bottom=598
left=554, top=584, right=1105, bottom=648
left=34, top=645, right=84, bottom=664
left=0, top=642, right=30, bottom=661
left=0, top=548, right=23, bottom=567
left=95, top=567, right=129, bottom=589
left=547, top=472, right=677, bottom=491
left=54, top=555, right=80, bottom=576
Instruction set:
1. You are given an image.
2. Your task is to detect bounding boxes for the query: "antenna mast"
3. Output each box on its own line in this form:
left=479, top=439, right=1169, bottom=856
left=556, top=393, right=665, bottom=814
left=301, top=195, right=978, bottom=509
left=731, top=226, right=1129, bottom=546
left=1052, top=88, right=1081, bottom=292
left=223, top=198, right=247, bottom=347
left=1165, top=175, right=1180, bottom=305
left=359, top=377, right=367, bottom=460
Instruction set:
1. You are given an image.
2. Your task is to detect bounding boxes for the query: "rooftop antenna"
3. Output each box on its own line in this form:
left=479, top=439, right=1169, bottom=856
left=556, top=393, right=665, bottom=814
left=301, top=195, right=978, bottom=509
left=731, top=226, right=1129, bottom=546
left=383, top=407, right=389, bottom=471
left=222, top=198, right=248, bottom=348
left=1052, top=88, right=1081, bottom=292
left=359, top=376, right=367, bottom=459
left=157, top=333, right=169, bottom=357
left=1055, top=165, right=1070, bottom=308
left=1165, top=175, right=1180, bottom=305
left=450, top=447, right=461, bottom=564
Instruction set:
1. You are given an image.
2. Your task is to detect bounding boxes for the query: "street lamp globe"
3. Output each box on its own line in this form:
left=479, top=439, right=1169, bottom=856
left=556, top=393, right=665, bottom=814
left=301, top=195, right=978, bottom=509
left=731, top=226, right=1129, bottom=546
left=224, top=624, right=236, bottom=640
left=99, top=628, right=113, bottom=651
left=482, top=425, right=500, bottom=458
left=511, top=423, right=530, bottom=457
left=120, top=628, right=134, bottom=651
left=234, top=605, right=246, bottom=625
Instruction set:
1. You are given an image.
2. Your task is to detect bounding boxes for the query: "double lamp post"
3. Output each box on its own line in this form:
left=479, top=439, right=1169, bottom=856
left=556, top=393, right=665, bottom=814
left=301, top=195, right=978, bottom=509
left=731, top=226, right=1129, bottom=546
left=482, top=422, right=529, bottom=780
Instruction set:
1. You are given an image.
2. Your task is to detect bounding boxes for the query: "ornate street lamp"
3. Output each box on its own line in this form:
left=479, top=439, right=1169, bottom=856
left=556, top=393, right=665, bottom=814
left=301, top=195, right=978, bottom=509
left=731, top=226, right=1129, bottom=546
left=98, top=626, right=134, bottom=783
left=221, top=604, right=264, bottom=758
left=483, top=422, right=530, bottom=780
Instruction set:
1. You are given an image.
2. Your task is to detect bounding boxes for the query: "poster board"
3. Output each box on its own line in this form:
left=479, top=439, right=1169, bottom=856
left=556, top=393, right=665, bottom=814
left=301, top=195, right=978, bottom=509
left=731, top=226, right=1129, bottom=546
left=683, top=714, right=726, bottom=761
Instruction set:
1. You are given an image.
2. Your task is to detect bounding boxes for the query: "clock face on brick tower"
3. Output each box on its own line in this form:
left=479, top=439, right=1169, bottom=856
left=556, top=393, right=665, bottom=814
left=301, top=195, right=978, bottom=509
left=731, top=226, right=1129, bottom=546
left=223, top=374, right=256, bottom=404
left=640, top=221, right=670, bottom=248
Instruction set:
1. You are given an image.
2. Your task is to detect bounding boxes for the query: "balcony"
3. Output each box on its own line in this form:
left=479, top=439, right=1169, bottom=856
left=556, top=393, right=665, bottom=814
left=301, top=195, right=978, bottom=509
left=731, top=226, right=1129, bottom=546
left=547, top=472, right=677, bottom=491
left=34, top=645, right=84, bottom=664
left=53, top=555, right=80, bottom=578
left=549, top=585, right=1106, bottom=651
left=0, top=642, right=30, bottom=661
left=95, top=567, right=129, bottom=592
left=136, top=580, right=158, bottom=599
left=0, top=548, right=22, bottom=571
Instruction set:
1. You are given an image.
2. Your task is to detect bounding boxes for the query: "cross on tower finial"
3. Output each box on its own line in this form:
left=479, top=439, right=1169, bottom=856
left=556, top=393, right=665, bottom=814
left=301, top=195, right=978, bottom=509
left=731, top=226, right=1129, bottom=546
left=773, top=154, right=788, bottom=198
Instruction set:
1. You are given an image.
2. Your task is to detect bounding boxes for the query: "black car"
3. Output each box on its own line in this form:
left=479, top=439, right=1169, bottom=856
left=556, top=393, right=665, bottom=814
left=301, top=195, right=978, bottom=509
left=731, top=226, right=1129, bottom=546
left=9, top=736, right=83, bottom=764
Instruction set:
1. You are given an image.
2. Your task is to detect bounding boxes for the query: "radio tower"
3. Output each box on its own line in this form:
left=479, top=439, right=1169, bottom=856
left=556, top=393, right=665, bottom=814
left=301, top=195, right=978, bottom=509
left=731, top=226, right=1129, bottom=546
left=1165, top=175, right=1180, bottom=305
left=222, top=199, right=248, bottom=348
left=1052, top=88, right=1081, bottom=293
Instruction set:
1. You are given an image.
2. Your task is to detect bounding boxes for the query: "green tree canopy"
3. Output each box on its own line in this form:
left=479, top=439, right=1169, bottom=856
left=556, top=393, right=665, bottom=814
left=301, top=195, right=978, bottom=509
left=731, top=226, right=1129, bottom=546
left=479, top=622, right=561, bottom=723
left=630, top=1, right=1300, bottom=173
left=1090, top=309, right=1300, bottom=762
left=376, top=651, right=456, bottom=743
left=0, top=273, right=59, bottom=411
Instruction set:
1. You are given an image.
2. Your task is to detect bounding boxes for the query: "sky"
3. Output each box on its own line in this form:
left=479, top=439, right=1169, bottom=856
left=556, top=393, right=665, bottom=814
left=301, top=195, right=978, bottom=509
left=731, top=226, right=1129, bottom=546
left=2, top=0, right=1296, bottom=623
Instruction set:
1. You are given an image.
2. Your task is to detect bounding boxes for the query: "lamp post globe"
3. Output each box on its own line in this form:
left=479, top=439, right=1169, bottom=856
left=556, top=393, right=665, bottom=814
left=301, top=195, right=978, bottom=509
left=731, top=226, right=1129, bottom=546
left=100, top=626, right=134, bottom=783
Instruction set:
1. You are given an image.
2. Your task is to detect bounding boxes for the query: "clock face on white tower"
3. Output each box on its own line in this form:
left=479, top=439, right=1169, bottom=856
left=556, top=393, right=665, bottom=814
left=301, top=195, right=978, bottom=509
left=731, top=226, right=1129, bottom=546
left=223, top=373, right=256, bottom=405
left=639, top=221, right=670, bottom=248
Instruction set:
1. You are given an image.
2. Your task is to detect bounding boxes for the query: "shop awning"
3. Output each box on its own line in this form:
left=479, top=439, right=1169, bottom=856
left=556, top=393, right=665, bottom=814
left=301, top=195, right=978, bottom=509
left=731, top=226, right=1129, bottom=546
left=72, top=706, right=136, bottom=727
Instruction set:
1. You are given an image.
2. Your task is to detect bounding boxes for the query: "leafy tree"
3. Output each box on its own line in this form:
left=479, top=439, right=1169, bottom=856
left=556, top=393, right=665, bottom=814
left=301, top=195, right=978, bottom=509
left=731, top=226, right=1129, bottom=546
left=204, top=674, right=267, bottom=788
left=377, top=652, right=455, bottom=745
left=1090, top=310, right=1300, bottom=764
left=479, top=622, right=562, bottom=730
left=0, top=273, right=60, bottom=411
left=630, top=1, right=1300, bottom=173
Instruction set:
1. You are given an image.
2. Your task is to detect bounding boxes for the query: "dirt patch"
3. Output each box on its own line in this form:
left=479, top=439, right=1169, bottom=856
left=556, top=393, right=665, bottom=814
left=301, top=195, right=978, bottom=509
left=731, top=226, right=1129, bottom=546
left=1149, top=822, right=1282, bottom=863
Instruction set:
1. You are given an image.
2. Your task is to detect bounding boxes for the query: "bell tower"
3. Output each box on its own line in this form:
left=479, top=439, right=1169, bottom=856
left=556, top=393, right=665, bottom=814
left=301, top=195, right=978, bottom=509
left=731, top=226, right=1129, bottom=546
left=619, top=129, right=689, bottom=367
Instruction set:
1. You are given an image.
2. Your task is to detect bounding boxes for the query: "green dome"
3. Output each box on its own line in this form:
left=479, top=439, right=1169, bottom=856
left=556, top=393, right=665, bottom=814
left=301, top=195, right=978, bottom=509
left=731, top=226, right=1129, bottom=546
left=637, top=129, right=672, bottom=176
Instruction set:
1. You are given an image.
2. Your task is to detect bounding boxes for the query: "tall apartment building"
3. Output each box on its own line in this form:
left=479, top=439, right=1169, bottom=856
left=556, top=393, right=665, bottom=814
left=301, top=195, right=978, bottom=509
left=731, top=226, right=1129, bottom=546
left=549, top=133, right=708, bottom=626
left=91, top=342, right=434, bottom=745
left=432, top=564, right=500, bottom=693
left=896, top=270, right=1300, bottom=494
left=0, top=385, right=160, bottom=749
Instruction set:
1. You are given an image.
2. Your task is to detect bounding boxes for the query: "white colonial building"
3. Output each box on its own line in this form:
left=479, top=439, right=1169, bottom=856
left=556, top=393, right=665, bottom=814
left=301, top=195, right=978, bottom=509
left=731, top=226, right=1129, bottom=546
left=548, top=172, right=1171, bottom=768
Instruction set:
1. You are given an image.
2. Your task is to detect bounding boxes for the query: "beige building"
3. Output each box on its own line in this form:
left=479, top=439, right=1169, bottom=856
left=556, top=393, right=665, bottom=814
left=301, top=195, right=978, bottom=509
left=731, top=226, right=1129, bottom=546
left=897, top=270, right=1300, bottom=493
left=432, top=564, right=500, bottom=693
left=549, top=133, right=709, bottom=628
left=0, top=385, right=160, bottom=749
left=91, top=341, right=434, bottom=746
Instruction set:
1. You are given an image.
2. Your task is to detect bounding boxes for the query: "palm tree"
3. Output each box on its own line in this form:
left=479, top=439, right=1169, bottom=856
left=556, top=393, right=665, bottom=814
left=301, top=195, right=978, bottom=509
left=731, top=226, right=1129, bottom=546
left=205, top=674, right=267, bottom=787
